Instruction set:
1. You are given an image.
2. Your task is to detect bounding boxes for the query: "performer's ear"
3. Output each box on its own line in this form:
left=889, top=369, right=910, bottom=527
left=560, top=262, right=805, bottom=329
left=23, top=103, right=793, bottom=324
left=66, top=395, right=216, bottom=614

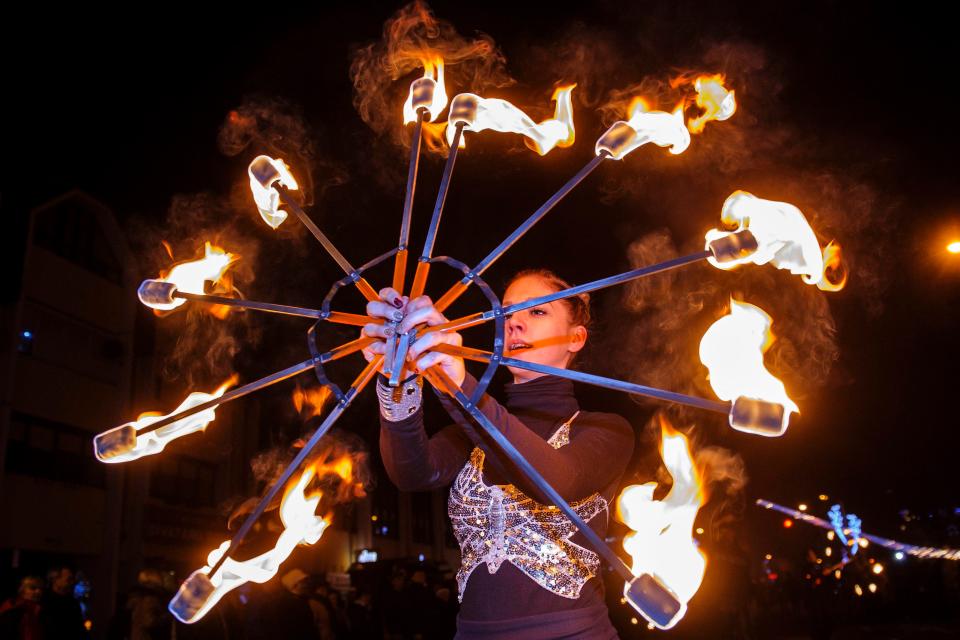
left=568, top=325, right=587, bottom=354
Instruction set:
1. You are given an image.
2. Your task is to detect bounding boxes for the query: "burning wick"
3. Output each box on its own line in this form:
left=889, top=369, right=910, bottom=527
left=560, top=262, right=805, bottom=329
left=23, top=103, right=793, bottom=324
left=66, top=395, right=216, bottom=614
left=618, top=418, right=707, bottom=630
left=445, top=85, right=576, bottom=155
left=947, top=241, right=960, bottom=254
left=705, top=191, right=847, bottom=292
left=248, top=156, right=300, bottom=229
left=94, top=377, right=238, bottom=462
left=699, top=299, right=799, bottom=436
left=138, top=243, right=236, bottom=312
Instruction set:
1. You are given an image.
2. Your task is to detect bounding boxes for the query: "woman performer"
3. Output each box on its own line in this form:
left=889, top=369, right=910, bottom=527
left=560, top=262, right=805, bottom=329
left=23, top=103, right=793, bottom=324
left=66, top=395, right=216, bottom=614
left=362, top=269, right=634, bottom=639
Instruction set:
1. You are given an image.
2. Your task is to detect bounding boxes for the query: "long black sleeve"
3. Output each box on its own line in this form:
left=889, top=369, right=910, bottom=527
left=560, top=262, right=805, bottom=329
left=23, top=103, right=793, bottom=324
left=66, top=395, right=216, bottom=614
left=379, top=404, right=472, bottom=492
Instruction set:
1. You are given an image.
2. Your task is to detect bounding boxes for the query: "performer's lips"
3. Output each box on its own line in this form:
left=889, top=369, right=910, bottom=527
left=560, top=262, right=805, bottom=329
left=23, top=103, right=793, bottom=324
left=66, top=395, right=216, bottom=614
left=508, top=342, right=532, bottom=352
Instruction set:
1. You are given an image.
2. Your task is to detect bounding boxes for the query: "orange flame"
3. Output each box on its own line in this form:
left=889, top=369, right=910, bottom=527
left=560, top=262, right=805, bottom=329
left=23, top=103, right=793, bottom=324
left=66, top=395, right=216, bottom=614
left=95, top=375, right=239, bottom=463
left=445, top=84, right=577, bottom=155
left=596, top=72, right=736, bottom=160
left=145, top=242, right=238, bottom=317
left=817, top=241, right=847, bottom=291
left=687, top=74, right=737, bottom=134
left=292, top=384, right=333, bottom=419
left=173, top=453, right=359, bottom=623
left=403, top=54, right=448, bottom=124
left=617, top=417, right=707, bottom=629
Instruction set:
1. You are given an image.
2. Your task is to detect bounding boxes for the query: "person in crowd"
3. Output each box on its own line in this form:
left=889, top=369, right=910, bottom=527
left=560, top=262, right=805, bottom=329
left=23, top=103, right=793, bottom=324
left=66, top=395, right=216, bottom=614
left=41, top=566, right=87, bottom=639
left=0, top=575, right=44, bottom=640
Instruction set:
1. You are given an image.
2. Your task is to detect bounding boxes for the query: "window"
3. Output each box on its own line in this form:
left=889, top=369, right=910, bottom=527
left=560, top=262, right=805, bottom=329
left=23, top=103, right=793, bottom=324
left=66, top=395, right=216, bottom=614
left=5, top=412, right=105, bottom=487
left=33, top=198, right=122, bottom=284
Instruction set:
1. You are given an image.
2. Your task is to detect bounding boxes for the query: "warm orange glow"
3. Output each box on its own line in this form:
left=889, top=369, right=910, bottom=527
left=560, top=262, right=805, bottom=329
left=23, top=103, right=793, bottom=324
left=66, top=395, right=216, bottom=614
left=872, top=563, right=884, bottom=574
left=146, top=243, right=237, bottom=314
left=817, top=241, right=847, bottom=291
left=687, top=74, right=737, bottom=134
left=948, top=241, right=960, bottom=254
left=446, top=84, right=577, bottom=155
left=705, top=191, right=846, bottom=291
left=617, top=417, right=707, bottom=629
left=292, top=384, right=333, bottom=419
left=699, top=299, right=799, bottom=436
left=783, top=519, right=794, bottom=528
left=175, top=453, right=359, bottom=623
left=403, top=54, right=448, bottom=124
left=95, top=375, right=239, bottom=463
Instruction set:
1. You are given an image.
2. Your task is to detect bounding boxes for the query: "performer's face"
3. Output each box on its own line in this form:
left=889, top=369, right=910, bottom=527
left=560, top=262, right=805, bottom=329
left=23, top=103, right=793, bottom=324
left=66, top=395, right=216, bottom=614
left=503, top=275, right=586, bottom=383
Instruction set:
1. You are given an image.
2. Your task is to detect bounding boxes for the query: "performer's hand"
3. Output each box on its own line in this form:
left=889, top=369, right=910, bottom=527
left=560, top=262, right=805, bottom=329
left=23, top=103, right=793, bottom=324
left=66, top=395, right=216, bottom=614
left=361, top=287, right=408, bottom=371
left=401, top=295, right=466, bottom=387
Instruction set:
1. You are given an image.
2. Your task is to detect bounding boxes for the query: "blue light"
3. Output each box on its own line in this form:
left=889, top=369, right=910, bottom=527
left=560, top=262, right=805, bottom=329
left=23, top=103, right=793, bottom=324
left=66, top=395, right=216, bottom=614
left=21, top=330, right=32, bottom=339
left=418, top=554, right=425, bottom=562
left=894, top=551, right=905, bottom=561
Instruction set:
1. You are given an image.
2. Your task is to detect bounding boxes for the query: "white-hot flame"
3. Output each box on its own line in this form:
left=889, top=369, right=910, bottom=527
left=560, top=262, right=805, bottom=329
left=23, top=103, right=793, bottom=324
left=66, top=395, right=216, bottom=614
left=248, top=155, right=300, bottom=229
left=176, top=457, right=353, bottom=623
left=596, top=99, right=690, bottom=159
left=445, top=85, right=576, bottom=155
left=618, top=420, right=706, bottom=628
left=143, top=243, right=236, bottom=312
left=705, top=191, right=845, bottom=291
left=95, top=376, right=237, bottom=463
left=699, top=299, right=799, bottom=430
left=403, top=56, right=448, bottom=124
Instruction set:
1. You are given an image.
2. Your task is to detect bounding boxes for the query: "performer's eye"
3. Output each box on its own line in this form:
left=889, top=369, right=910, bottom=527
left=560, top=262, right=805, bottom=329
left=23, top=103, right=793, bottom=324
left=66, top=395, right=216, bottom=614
left=530, top=308, right=546, bottom=316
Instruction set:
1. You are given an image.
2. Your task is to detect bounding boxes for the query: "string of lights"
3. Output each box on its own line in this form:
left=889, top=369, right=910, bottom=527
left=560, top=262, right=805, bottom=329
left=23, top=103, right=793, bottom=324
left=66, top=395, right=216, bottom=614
left=756, top=499, right=960, bottom=561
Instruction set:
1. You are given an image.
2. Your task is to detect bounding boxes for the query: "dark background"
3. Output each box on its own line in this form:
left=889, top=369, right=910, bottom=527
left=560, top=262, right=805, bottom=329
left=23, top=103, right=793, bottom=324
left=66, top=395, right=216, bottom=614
left=3, top=0, right=958, bottom=633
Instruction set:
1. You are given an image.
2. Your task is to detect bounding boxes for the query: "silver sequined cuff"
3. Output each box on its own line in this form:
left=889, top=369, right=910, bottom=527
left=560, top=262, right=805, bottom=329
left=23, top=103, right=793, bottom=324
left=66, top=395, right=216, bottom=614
left=376, top=375, right=423, bottom=422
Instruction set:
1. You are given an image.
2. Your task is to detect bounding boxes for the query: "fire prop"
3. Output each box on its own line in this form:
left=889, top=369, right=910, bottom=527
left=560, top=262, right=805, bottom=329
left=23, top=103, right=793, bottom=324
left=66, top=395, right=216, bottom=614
left=91, top=22, right=850, bottom=629
left=171, top=454, right=358, bottom=623
left=617, top=419, right=707, bottom=630
left=757, top=499, right=960, bottom=561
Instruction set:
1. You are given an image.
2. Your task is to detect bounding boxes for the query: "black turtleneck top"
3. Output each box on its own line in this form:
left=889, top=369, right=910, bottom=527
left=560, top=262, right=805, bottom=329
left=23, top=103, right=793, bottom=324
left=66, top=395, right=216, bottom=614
left=379, top=371, right=634, bottom=635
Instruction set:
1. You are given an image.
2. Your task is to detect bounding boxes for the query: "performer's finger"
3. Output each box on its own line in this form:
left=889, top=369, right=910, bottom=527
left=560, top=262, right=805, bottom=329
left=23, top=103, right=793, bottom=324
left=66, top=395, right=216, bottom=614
left=408, top=330, right=461, bottom=361
left=363, top=322, right=394, bottom=339
left=367, top=300, right=405, bottom=322
left=399, top=305, right=446, bottom=334
left=414, top=351, right=450, bottom=372
left=404, top=295, right=434, bottom=315
left=378, top=287, right=404, bottom=309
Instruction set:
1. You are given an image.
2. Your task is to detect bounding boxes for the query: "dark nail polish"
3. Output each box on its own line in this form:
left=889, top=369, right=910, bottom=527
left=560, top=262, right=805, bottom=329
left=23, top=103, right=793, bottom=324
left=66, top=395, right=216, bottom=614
left=392, top=298, right=403, bottom=308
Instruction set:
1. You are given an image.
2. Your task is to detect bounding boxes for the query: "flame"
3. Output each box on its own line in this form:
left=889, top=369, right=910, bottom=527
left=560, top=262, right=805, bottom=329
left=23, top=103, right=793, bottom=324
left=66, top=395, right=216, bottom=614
left=176, top=454, right=356, bottom=623
left=687, top=74, right=737, bottom=134
left=248, top=156, right=300, bottom=229
left=817, top=241, right=847, bottom=291
left=948, top=241, right=960, bottom=254
left=292, top=384, right=332, bottom=419
left=617, top=417, right=707, bottom=628
left=403, top=55, right=448, bottom=124
left=445, top=84, right=577, bottom=155
left=95, top=376, right=238, bottom=463
left=596, top=73, right=735, bottom=160
left=699, top=299, right=799, bottom=434
left=705, top=191, right=846, bottom=291
left=144, top=242, right=238, bottom=315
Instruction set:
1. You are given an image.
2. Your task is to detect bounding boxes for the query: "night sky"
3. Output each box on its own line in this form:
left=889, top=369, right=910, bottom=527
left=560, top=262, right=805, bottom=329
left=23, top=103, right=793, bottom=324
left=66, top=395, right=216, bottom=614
left=5, top=1, right=958, bottom=549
